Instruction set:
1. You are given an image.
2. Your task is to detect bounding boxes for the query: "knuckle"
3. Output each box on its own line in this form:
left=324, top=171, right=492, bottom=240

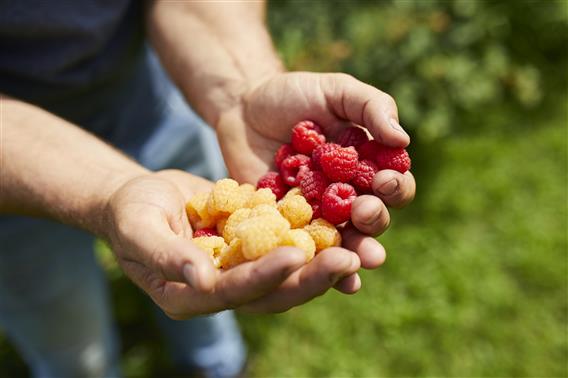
left=336, top=72, right=356, bottom=82
left=151, top=249, right=172, bottom=278
left=320, top=248, right=352, bottom=274
left=379, top=209, right=391, bottom=230
left=381, top=92, right=398, bottom=111
left=249, top=264, right=266, bottom=281
left=329, top=73, right=356, bottom=90
left=376, top=205, right=390, bottom=232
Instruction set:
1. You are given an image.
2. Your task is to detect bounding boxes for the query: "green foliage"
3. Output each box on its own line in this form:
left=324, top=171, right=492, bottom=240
left=269, top=0, right=568, bottom=140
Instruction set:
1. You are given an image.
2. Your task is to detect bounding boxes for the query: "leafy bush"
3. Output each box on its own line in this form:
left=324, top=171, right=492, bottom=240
left=269, top=0, right=568, bottom=140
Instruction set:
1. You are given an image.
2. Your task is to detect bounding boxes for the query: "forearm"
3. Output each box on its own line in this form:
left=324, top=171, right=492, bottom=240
left=0, top=96, right=148, bottom=236
left=146, top=0, right=284, bottom=127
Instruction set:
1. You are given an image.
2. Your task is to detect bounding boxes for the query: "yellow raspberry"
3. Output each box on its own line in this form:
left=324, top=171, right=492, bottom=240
left=239, top=183, right=256, bottom=195
left=277, top=195, right=313, bottom=229
left=304, top=218, right=342, bottom=252
left=218, top=238, right=248, bottom=269
left=284, top=187, right=302, bottom=199
left=222, top=208, right=252, bottom=243
left=236, top=215, right=290, bottom=260
left=238, top=183, right=255, bottom=205
left=280, top=229, right=316, bottom=262
left=192, top=236, right=227, bottom=259
left=249, top=204, right=281, bottom=219
left=247, top=188, right=277, bottom=208
left=208, top=178, right=248, bottom=217
left=186, top=192, right=217, bottom=228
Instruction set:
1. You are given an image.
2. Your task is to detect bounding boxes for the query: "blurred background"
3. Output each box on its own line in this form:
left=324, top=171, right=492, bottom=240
left=1, top=0, right=566, bottom=376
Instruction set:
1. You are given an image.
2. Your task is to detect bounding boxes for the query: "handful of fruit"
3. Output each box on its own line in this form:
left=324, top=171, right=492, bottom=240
left=187, top=121, right=410, bottom=269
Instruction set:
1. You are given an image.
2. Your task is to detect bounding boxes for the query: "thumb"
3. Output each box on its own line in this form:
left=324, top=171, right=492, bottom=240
left=160, top=236, right=218, bottom=293
left=136, top=219, right=218, bottom=293
left=321, top=73, right=410, bottom=147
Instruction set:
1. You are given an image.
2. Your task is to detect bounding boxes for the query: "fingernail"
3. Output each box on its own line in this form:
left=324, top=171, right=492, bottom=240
left=183, top=264, right=198, bottom=289
left=389, top=118, right=409, bottom=137
left=378, top=178, right=399, bottom=196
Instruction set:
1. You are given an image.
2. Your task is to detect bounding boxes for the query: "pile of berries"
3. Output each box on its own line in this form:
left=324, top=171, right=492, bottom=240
left=257, top=121, right=411, bottom=225
left=187, top=179, right=341, bottom=269
left=187, top=121, right=410, bottom=269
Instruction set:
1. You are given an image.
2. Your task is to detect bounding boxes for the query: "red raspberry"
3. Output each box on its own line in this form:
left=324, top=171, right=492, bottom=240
left=336, top=126, right=369, bottom=148
left=321, top=183, right=357, bottom=225
left=299, top=170, right=330, bottom=202
left=291, top=120, right=326, bottom=154
left=375, top=147, right=411, bottom=173
left=312, top=143, right=340, bottom=170
left=257, top=171, right=289, bottom=199
left=280, top=154, right=312, bottom=187
left=274, top=143, right=295, bottom=169
left=351, top=159, right=379, bottom=194
left=319, top=146, right=359, bottom=182
left=193, top=228, right=218, bottom=237
left=357, top=140, right=381, bottom=161
left=308, top=199, right=322, bottom=219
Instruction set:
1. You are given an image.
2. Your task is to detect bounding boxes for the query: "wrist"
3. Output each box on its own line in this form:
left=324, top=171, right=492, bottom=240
left=91, top=167, right=149, bottom=240
left=213, top=66, right=285, bottom=131
left=200, top=64, right=285, bottom=130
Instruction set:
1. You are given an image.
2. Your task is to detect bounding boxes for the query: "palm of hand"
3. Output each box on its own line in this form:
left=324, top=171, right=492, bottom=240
left=105, top=171, right=214, bottom=302
left=216, top=71, right=415, bottom=241
left=105, top=170, right=365, bottom=318
left=217, top=72, right=409, bottom=184
left=104, top=72, right=415, bottom=318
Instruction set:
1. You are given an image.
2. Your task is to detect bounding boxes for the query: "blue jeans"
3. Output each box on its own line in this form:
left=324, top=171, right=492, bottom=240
left=0, top=48, right=246, bottom=377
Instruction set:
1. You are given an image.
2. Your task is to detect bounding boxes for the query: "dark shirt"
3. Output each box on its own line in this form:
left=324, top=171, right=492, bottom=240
left=0, top=0, right=145, bottom=126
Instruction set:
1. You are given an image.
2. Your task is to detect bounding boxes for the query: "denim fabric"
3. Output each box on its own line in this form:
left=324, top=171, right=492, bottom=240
left=0, top=48, right=246, bottom=378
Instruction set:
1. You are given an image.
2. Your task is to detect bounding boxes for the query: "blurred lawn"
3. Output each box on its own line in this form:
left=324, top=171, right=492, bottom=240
left=1, top=0, right=567, bottom=377
left=239, top=101, right=567, bottom=377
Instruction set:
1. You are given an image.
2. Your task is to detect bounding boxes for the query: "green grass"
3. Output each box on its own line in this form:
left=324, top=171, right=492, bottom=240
left=236, top=103, right=567, bottom=377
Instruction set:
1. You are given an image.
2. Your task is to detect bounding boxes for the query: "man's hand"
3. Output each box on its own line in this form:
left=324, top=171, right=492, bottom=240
left=147, top=1, right=416, bottom=233
left=105, top=170, right=369, bottom=318
left=216, top=72, right=416, bottom=238
left=147, top=1, right=416, bottom=287
left=0, top=95, right=371, bottom=318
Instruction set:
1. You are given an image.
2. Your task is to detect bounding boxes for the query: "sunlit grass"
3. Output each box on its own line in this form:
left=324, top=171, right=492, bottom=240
left=239, top=103, right=567, bottom=377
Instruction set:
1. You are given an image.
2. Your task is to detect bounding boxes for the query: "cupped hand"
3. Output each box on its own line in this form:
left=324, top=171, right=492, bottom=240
left=103, top=169, right=371, bottom=318
left=216, top=71, right=416, bottom=248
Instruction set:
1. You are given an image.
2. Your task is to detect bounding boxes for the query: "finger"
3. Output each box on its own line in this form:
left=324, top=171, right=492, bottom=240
left=341, top=223, right=387, bottom=269
left=240, top=247, right=360, bottom=313
left=158, top=247, right=307, bottom=317
left=122, top=213, right=218, bottom=292
left=333, top=273, right=361, bottom=294
left=372, top=170, right=416, bottom=209
left=210, top=247, right=307, bottom=309
left=321, top=73, right=410, bottom=147
left=350, top=195, right=390, bottom=236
